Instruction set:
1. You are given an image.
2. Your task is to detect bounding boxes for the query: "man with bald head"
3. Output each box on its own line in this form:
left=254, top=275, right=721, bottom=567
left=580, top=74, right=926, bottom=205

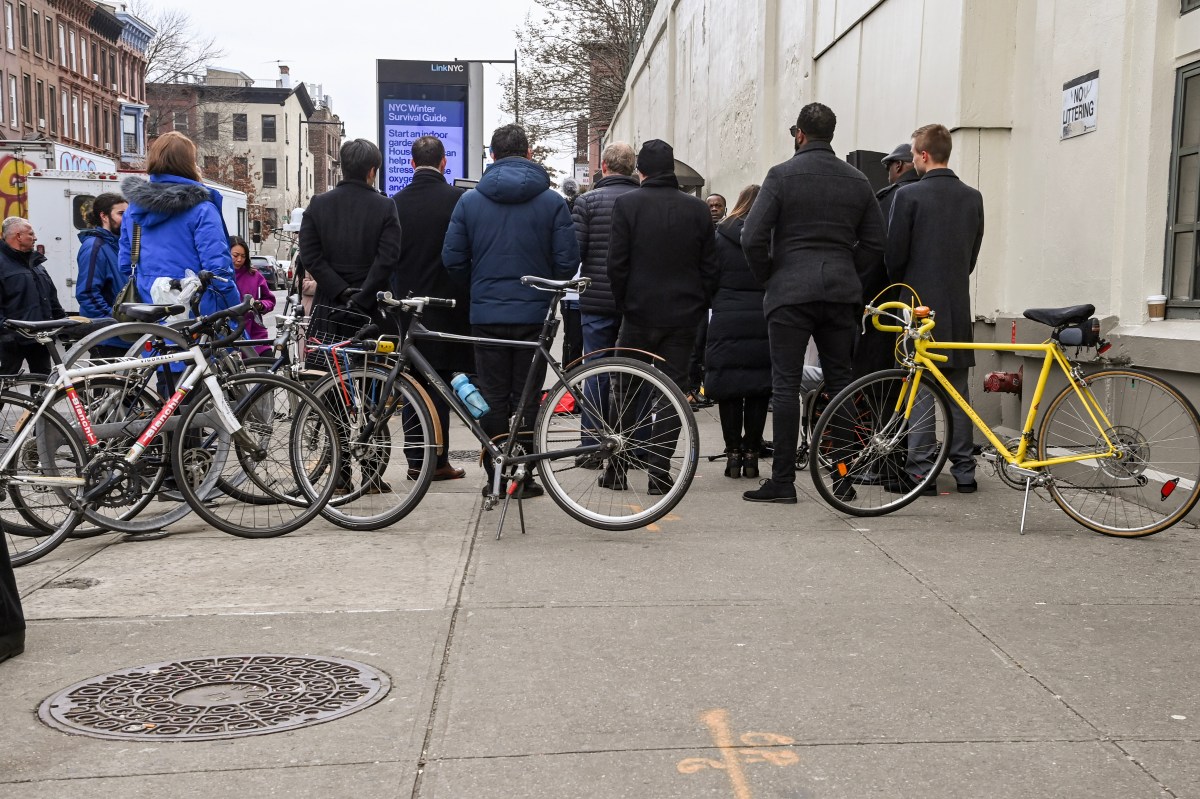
left=0, top=217, right=64, bottom=374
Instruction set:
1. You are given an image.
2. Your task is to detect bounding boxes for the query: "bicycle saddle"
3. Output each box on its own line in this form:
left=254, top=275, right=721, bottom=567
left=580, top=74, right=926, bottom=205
left=115, top=303, right=186, bottom=322
left=1023, top=304, right=1095, bottom=327
left=4, top=317, right=88, bottom=334
left=521, top=275, right=591, bottom=292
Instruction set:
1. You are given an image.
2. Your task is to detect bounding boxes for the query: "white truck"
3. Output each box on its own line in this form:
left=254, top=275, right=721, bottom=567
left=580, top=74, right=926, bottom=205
left=14, top=168, right=247, bottom=313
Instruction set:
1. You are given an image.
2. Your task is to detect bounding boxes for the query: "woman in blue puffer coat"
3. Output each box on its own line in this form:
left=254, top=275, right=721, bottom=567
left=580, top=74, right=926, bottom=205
left=118, top=131, right=241, bottom=315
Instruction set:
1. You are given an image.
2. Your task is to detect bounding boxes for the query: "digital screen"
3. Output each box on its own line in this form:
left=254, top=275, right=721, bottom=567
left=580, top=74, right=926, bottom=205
left=381, top=95, right=465, bottom=195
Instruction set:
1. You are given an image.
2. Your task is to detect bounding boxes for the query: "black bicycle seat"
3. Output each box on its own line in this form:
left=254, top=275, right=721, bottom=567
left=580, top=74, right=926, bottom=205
left=4, top=317, right=88, bottom=335
left=115, top=303, right=186, bottom=323
left=521, top=276, right=575, bottom=291
left=1023, top=304, right=1095, bottom=327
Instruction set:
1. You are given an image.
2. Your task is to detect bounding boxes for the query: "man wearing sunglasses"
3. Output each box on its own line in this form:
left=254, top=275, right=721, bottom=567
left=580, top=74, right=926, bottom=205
left=741, top=103, right=885, bottom=504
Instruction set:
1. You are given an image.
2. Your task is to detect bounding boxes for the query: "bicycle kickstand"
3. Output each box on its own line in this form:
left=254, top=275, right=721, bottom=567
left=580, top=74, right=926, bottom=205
left=1019, top=477, right=1033, bottom=535
left=493, top=484, right=529, bottom=540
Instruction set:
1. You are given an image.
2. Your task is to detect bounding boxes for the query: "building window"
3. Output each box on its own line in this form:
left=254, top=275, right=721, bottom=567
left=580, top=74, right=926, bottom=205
left=262, top=158, right=277, bottom=187
left=90, top=41, right=97, bottom=79
left=44, top=16, right=51, bottom=60
left=30, top=8, right=37, bottom=55
left=1166, top=61, right=1200, bottom=308
left=68, top=29, right=75, bottom=71
left=1186, top=1, right=1200, bottom=14
left=8, top=74, right=17, bottom=128
left=20, top=73, right=29, bottom=128
left=100, top=46, right=106, bottom=85
left=70, top=93, right=78, bottom=139
left=82, top=99, right=89, bottom=144
left=203, top=111, right=218, bottom=140
left=48, top=86, right=55, bottom=134
left=121, top=111, right=136, bottom=152
left=34, top=79, right=42, bottom=128
left=203, top=155, right=218, bottom=179
left=4, top=4, right=13, bottom=50
left=79, top=34, right=86, bottom=76
left=261, top=114, right=276, bottom=142
left=56, top=22, right=62, bottom=66
left=232, top=113, right=246, bottom=141
left=109, top=53, right=115, bottom=90
left=17, top=2, right=26, bottom=50
left=173, top=110, right=188, bottom=134
left=233, top=156, right=248, bottom=181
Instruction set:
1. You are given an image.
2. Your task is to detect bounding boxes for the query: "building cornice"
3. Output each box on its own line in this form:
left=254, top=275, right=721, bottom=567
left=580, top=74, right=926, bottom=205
left=114, top=10, right=155, bottom=53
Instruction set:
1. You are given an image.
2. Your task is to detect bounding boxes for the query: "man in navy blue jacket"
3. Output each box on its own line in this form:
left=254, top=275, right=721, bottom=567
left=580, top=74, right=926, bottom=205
left=443, top=124, right=579, bottom=496
left=75, top=192, right=129, bottom=357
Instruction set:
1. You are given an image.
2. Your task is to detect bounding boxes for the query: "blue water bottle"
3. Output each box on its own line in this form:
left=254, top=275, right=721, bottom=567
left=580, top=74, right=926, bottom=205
left=451, top=373, right=490, bottom=419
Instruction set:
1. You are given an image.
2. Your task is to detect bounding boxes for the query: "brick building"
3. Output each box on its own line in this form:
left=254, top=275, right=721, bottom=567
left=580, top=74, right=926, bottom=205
left=305, top=83, right=342, bottom=194
left=0, top=0, right=152, bottom=167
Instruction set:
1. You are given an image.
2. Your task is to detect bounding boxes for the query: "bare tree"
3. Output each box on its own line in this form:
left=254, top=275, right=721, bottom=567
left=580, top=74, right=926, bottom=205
left=502, top=0, right=655, bottom=146
left=129, top=1, right=224, bottom=85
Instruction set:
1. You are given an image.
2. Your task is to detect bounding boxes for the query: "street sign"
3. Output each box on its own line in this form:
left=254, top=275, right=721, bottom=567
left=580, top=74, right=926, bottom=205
left=1062, top=70, right=1099, bottom=140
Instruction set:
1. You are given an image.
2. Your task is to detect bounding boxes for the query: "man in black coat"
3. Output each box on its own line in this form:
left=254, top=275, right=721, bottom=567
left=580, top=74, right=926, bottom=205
left=854, top=143, right=921, bottom=379
left=300, top=139, right=401, bottom=334
left=741, top=103, right=885, bottom=504
left=377, top=135, right=470, bottom=481
left=0, top=217, right=65, bottom=375
left=607, top=139, right=719, bottom=494
left=886, top=123, right=985, bottom=493
left=572, top=141, right=639, bottom=468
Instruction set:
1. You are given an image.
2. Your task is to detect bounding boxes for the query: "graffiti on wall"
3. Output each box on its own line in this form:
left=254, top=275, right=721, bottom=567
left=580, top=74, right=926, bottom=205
left=0, top=155, right=38, bottom=218
left=58, top=151, right=100, bottom=172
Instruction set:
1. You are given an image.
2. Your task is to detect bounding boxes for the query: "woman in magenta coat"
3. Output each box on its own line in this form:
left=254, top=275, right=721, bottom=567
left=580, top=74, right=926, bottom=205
left=230, top=237, right=276, bottom=355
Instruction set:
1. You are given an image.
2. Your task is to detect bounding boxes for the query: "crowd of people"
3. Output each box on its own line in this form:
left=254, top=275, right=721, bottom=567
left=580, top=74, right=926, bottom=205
left=0, top=102, right=985, bottom=666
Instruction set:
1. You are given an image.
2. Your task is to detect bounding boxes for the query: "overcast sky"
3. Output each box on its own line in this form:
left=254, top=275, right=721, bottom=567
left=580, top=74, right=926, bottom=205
left=157, top=0, right=572, bottom=177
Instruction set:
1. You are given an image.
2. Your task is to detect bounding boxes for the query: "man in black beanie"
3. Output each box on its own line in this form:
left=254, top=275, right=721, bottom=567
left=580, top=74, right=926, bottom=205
left=605, top=139, right=718, bottom=495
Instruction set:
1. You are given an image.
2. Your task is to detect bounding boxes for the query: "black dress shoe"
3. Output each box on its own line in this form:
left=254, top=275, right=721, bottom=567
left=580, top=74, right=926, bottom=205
left=883, top=473, right=938, bottom=496
left=598, top=466, right=627, bottom=491
left=832, top=478, right=857, bottom=501
left=956, top=480, right=978, bottom=494
left=743, top=479, right=797, bottom=504
left=0, top=630, right=25, bottom=663
left=647, top=475, right=673, bottom=496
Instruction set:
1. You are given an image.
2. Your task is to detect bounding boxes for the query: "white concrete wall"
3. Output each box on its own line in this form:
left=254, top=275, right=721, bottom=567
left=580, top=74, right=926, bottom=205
left=609, top=0, right=1200, bottom=346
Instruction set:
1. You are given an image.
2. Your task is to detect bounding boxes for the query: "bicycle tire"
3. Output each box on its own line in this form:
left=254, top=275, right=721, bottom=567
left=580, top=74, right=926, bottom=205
left=809, top=369, right=951, bottom=516
left=171, top=372, right=340, bottom=538
left=308, top=368, right=437, bottom=531
left=1039, top=368, right=1200, bottom=537
left=534, top=357, right=698, bottom=531
left=0, top=392, right=86, bottom=566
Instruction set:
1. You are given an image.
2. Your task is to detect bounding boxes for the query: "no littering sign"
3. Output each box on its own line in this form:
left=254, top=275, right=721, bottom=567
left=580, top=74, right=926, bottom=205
left=1062, top=70, right=1099, bottom=140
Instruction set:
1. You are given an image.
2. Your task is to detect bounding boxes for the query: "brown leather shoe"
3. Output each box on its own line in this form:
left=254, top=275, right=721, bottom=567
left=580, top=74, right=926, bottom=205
left=432, top=465, right=466, bottom=481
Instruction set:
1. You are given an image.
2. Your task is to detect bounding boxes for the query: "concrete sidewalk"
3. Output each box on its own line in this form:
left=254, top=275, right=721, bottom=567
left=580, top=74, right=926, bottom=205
left=2, top=406, right=1198, bottom=798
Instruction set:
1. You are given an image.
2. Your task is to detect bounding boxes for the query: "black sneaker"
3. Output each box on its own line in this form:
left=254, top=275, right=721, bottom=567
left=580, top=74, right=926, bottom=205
left=832, top=478, right=857, bottom=501
left=742, top=479, right=797, bottom=504
left=516, top=481, right=544, bottom=498
left=647, top=475, right=673, bottom=496
left=598, top=466, right=628, bottom=491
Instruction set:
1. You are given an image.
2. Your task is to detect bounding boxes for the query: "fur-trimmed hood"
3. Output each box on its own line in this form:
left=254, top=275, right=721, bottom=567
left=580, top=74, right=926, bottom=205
left=122, top=175, right=220, bottom=229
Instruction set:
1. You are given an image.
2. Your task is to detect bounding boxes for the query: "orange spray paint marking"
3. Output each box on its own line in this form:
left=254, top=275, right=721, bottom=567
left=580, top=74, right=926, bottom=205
left=676, top=709, right=798, bottom=798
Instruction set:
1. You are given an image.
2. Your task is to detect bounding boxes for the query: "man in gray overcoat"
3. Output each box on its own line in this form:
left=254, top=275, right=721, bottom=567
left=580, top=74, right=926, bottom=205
left=886, top=123, right=985, bottom=493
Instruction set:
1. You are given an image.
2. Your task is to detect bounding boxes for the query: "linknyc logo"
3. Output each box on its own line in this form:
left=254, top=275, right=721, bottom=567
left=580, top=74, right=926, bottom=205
left=431, top=63, right=465, bottom=72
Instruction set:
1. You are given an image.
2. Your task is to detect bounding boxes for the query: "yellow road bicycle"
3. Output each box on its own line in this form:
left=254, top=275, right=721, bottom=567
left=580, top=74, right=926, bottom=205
left=808, top=298, right=1200, bottom=537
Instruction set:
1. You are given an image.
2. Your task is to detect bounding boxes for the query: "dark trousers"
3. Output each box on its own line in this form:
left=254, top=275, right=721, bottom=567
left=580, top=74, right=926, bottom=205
left=768, top=302, right=859, bottom=484
left=908, top=367, right=976, bottom=483
left=0, top=342, right=51, bottom=375
left=718, top=396, right=770, bottom=452
left=579, top=313, right=621, bottom=446
left=0, top=533, right=24, bottom=637
left=560, top=300, right=583, bottom=368
left=687, top=316, right=708, bottom=392
left=474, top=324, right=546, bottom=481
left=614, top=320, right=693, bottom=480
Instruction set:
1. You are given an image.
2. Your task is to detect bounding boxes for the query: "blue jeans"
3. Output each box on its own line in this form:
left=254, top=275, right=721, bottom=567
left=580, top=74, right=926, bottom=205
left=580, top=314, right=621, bottom=446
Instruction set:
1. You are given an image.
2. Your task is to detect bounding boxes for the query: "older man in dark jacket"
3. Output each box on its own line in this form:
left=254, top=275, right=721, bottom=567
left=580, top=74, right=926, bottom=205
left=0, top=217, right=65, bottom=374
left=300, top=139, right=401, bottom=335
left=741, top=103, right=885, bottom=504
left=606, top=139, right=719, bottom=494
left=443, top=124, right=579, bottom=497
left=572, top=141, right=638, bottom=467
left=887, top=123, right=985, bottom=493
left=360, top=134, right=470, bottom=482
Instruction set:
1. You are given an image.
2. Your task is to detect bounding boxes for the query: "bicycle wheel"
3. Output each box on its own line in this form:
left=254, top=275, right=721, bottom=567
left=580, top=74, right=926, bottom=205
left=809, top=369, right=951, bottom=516
left=1039, top=368, right=1200, bottom=537
left=308, top=368, right=436, bottom=531
left=534, top=357, right=698, bottom=531
left=171, top=372, right=340, bottom=538
left=0, top=392, right=86, bottom=566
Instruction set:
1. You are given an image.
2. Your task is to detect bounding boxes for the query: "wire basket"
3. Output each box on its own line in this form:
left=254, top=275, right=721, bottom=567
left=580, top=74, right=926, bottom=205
left=303, top=304, right=375, bottom=372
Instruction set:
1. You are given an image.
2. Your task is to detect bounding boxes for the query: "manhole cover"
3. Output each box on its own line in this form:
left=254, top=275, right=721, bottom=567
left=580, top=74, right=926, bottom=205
left=39, top=654, right=390, bottom=741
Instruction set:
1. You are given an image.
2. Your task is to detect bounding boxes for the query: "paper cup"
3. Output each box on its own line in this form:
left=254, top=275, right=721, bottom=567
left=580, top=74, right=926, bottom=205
left=1148, top=294, right=1167, bottom=321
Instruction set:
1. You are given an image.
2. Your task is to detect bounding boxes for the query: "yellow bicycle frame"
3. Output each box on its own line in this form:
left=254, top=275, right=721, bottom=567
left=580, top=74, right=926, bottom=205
left=871, top=301, right=1118, bottom=470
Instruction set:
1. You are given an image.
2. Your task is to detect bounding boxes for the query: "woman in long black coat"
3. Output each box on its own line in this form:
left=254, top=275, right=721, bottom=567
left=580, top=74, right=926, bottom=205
left=704, top=185, right=771, bottom=478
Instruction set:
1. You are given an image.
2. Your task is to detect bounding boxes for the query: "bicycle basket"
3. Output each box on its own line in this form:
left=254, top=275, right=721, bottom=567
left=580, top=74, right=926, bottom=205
left=304, top=304, right=375, bottom=371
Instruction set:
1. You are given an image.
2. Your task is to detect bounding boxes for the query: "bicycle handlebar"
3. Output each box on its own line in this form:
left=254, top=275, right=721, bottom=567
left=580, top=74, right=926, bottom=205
left=865, top=300, right=948, bottom=363
left=377, top=291, right=456, bottom=310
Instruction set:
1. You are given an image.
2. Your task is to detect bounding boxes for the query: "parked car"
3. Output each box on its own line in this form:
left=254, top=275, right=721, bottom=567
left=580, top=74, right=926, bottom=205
left=250, top=255, right=285, bottom=290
